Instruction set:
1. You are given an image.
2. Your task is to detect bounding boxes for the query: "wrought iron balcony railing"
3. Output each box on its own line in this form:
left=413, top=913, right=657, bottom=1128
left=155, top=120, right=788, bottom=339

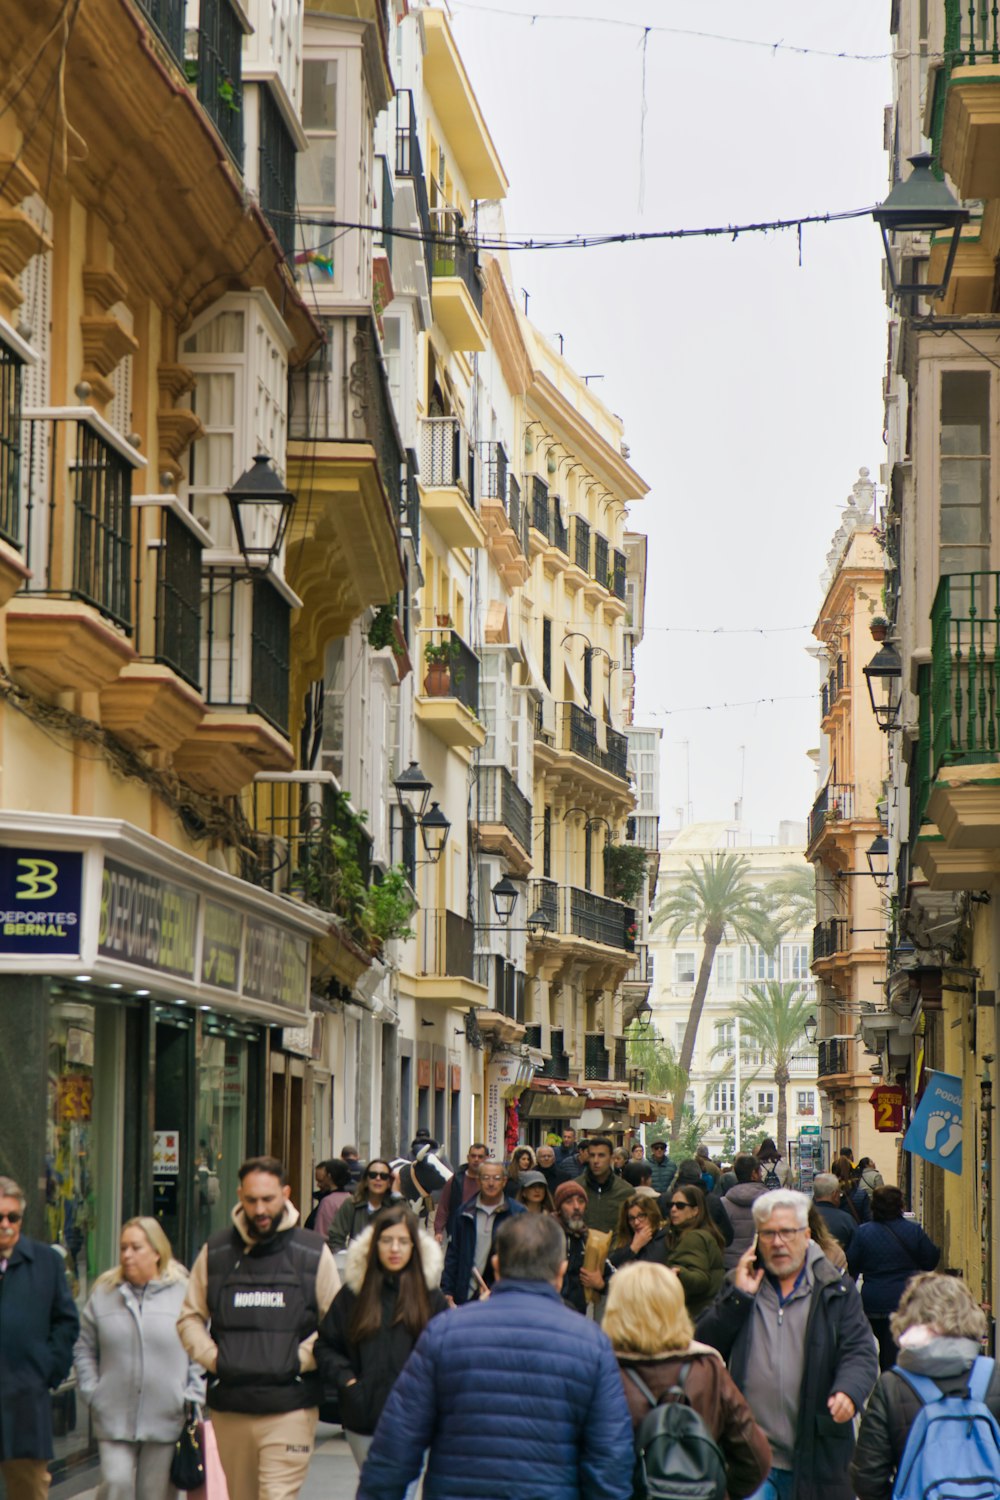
left=812, top=917, right=848, bottom=963
left=133, top=502, right=206, bottom=689
left=612, top=548, right=627, bottom=600
left=530, top=474, right=550, bottom=537
left=474, top=952, right=525, bottom=1021
left=807, top=781, right=855, bottom=848
left=0, top=338, right=23, bottom=548
left=191, top=0, right=245, bottom=169
left=258, top=82, right=296, bottom=262
left=419, top=907, right=476, bottom=980
left=478, top=441, right=508, bottom=504
left=626, top=813, right=660, bottom=851
left=930, top=570, right=1000, bottom=775
left=475, top=764, right=532, bottom=853
left=537, top=1027, right=571, bottom=1079
left=430, top=208, right=483, bottom=316
left=137, top=0, right=185, bottom=63
left=423, top=628, right=480, bottom=716
left=419, top=416, right=474, bottom=502
left=593, top=533, right=609, bottom=589
left=403, top=448, right=421, bottom=551
left=23, top=409, right=140, bottom=631
left=289, top=315, right=404, bottom=523
left=203, top=568, right=291, bottom=735
left=817, top=1038, right=851, bottom=1079
left=572, top=514, right=591, bottom=573
left=242, top=774, right=373, bottom=911
left=394, top=89, right=434, bottom=286
left=528, top=879, right=636, bottom=952
left=624, top=944, right=654, bottom=986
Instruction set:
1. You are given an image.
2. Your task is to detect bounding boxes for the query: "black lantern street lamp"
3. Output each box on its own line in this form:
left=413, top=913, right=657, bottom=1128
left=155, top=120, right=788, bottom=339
left=393, top=760, right=432, bottom=821
left=803, top=1014, right=818, bottom=1046
left=863, top=642, right=902, bottom=731
left=419, top=801, right=451, bottom=864
left=872, top=153, right=969, bottom=302
left=226, top=454, right=297, bottom=572
left=866, top=833, right=890, bottom=889
left=525, top=906, right=552, bottom=940
left=491, top=876, right=519, bottom=926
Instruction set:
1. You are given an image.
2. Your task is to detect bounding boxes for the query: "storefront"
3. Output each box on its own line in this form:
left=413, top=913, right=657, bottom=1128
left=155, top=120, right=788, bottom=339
left=0, top=817, right=328, bottom=1478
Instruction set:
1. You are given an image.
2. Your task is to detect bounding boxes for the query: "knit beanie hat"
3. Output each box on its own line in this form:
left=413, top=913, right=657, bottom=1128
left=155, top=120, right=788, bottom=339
left=554, top=1180, right=588, bottom=1212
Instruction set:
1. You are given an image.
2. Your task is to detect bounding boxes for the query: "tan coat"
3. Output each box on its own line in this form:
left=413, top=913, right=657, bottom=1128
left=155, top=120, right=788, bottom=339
left=176, top=1201, right=340, bottom=1375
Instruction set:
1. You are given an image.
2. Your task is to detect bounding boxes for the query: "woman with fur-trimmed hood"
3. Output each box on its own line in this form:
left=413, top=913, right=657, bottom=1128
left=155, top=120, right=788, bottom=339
left=316, top=1205, right=448, bottom=1480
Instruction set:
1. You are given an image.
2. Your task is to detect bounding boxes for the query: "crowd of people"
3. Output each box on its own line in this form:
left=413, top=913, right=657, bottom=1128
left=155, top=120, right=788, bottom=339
left=0, top=1132, right=987, bottom=1500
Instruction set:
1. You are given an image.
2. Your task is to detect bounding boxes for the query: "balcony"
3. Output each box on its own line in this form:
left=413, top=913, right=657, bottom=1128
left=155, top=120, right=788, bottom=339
left=534, top=700, right=631, bottom=805
left=99, top=499, right=208, bottom=753
left=287, top=315, right=405, bottom=661
left=565, top=514, right=591, bottom=592
left=0, top=338, right=30, bottom=608
left=478, top=441, right=529, bottom=586
left=474, top=952, right=526, bottom=1028
left=528, top=879, right=636, bottom=954
left=136, top=0, right=185, bottom=64
left=537, top=1028, right=571, bottom=1080
left=431, top=210, right=487, bottom=353
left=417, top=416, right=485, bottom=550
left=242, top=773, right=373, bottom=913
left=257, top=82, right=296, bottom=263
left=921, top=570, right=1000, bottom=873
left=626, top=813, right=660, bottom=852
left=189, top=0, right=251, bottom=170
left=821, top=654, right=846, bottom=721
left=7, top=409, right=143, bottom=697
left=172, top=568, right=295, bottom=795
left=395, top=90, right=434, bottom=288
left=939, top=7, right=1000, bottom=203
left=807, top=781, right=856, bottom=852
left=612, top=548, right=627, bottom=601
left=412, top=907, right=487, bottom=1009
left=419, top=7, right=508, bottom=201
left=416, top=628, right=486, bottom=751
left=812, top=918, right=848, bottom=963
left=474, top=764, right=533, bottom=872
left=817, top=1038, right=852, bottom=1081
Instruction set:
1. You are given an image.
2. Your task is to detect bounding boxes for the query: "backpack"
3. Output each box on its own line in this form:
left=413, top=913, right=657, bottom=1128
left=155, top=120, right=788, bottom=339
left=761, top=1163, right=780, bottom=1190
left=625, top=1364, right=727, bottom=1500
left=891, top=1356, right=1000, bottom=1500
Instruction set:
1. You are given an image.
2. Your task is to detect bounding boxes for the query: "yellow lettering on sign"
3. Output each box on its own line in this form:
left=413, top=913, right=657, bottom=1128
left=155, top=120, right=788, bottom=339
left=16, top=859, right=59, bottom=900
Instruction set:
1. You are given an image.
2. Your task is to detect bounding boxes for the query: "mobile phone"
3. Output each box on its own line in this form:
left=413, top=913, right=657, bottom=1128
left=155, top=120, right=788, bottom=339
left=750, top=1234, right=763, bottom=1272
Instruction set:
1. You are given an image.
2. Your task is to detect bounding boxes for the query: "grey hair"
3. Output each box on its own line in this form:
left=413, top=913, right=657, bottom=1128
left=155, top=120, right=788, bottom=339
left=496, top=1211, right=564, bottom=1281
left=0, top=1177, right=25, bottom=1208
left=891, top=1272, right=988, bottom=1343
left=811, top=1173, right=839, bottom=1202
left=752, top=1189, right=810, bottom=1229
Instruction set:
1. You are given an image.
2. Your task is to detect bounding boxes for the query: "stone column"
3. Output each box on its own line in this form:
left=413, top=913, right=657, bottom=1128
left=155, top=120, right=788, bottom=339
left=0, top=975, right=49, bottom=1236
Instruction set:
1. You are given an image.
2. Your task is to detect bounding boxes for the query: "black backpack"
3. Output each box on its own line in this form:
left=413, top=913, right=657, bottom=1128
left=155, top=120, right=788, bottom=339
left=625, top=1363, right=728, bottom=1500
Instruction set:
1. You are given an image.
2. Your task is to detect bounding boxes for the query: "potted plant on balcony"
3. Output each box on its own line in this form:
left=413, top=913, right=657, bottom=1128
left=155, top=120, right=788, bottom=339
left=870, top=615, right=889, bottom=642
left=423, top=639, right=460, bottom=697
left=604, top=843, right=648, bottom=904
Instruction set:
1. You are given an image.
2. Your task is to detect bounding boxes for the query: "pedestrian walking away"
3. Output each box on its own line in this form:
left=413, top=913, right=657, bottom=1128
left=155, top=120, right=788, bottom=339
left=356, top=1212, right=636, bottom=1499
left=606, top=1260, right=772, bottom=1499
left=441, top=1160, right=524, bottom=1305
left=177, top=1154, right=341, bottom=1500
left=846, top=1186, right=940, bottom=1371
left=664, top=1183, right=726, bottom=1317
left=807, top=1205, right=847, bottom=1273
left=831, top=1157, right=871, bottom=1224
left=315, top=1205, right=447, bottom=1497
left=0, top=1174, right=79, bottom=1500
left=856, top=1158, right=885, bottom=1201
left=853, top=1271, right=1000, bottom=1500
left=74, top=1217, right=205, bottom=1500
left=308, top=1159, right=352, bottom=1241
left=754, top=1140, right=788, bottom=1191
left=720, top=1153, right=768, bottom=1271
left=696, top=1188, right=878, bottom=1500
left=811, top=1173, right=858, bottom=1256
left=327, top=1159, right=401, bottom=1253
left=554, top=1181, right=614, bottom=1314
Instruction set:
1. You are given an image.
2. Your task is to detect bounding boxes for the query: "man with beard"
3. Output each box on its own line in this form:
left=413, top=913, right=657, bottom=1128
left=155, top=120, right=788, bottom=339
left=554, top=1181, right=613, bottom=1314
left=178, top=1156, right=340, bottom=1498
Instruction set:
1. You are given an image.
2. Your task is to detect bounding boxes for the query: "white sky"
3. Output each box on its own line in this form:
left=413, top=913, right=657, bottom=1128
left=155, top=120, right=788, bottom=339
left=449, top=0, right=892, bottom=840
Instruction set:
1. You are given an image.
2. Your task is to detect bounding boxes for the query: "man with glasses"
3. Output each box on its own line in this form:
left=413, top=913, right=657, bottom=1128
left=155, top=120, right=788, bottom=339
left=0, top=1176, right=78, bottom=1500
left=441, top=1161, right=524, bottom=1305
left=696, top=1189, right=877, bottom=1500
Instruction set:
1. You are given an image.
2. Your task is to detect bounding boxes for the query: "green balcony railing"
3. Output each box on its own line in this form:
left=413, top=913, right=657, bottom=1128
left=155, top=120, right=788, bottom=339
left=930, top=570, right=1000, bottom=774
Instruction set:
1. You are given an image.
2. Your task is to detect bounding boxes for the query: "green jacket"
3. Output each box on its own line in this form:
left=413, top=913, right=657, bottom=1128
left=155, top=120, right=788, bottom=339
left=574, top=1170, right=633, bottom=1234
left=666, top=1226, right=725, bottom=1317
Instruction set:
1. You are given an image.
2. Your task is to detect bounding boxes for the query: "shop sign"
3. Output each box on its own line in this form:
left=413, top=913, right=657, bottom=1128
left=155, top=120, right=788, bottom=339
left=203, top=901, right=243, bottom=992
left=99, top=859, right=197, bottom=978
left=450, top=1065, right=462, bottom=1094
left=434, top=1061, right=446, bottom=1091
left=58, top=1072, right=92, bottom=1121
left=0, top=847, right=83, bottom=955
left=242, top=919, right=308, bottom=1011
left=485, top=1054, right=522, bottom=1160
left=870, top=1084, right=905, bottom=1133
left=153, top=1130, right=180, bottom=1175
left=904, top=1070, right=963, bottom=1175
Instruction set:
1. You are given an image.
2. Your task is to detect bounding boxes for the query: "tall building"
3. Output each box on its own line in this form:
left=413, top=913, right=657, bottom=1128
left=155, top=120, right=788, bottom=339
left=808, top=468, right=894, bottom=1173
left=649, top=822, right=819, bottom=1165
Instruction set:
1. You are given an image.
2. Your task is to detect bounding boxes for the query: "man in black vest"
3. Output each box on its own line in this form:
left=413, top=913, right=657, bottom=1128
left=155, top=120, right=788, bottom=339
left=178, top=1155, right=340, bottom=1498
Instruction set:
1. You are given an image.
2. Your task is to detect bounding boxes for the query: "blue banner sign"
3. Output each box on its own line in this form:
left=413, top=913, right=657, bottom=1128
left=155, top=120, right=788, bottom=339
left=0, top=848, right=84, bottom=956
left=903, top=1070, right=964, bottom=1176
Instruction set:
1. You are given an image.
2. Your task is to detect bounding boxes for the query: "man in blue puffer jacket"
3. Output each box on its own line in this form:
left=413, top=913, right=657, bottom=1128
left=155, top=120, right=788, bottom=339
left=358, top=1213, right=635, bottom=1500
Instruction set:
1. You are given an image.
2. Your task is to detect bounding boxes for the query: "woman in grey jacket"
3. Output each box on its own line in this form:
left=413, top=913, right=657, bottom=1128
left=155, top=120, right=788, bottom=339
left=74, top=1217, right=205, bottom=1500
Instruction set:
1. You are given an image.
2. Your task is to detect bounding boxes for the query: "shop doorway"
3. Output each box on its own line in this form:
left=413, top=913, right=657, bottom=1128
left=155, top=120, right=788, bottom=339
left=269, top=1052, right=307, bottom=1212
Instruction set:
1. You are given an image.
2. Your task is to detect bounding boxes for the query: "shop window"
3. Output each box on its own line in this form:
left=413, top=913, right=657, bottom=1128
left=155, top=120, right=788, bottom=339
left=195, top=1028, right=251, bottom=1254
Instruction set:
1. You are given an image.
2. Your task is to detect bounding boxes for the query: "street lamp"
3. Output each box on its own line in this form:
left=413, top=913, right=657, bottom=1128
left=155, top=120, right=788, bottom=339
left=419, top=802, right=451, bottom=864
left=393, top=761, right=432, bottom=821
left=226, top=454, right=297, bottom=571
left=863, top=642, right=902, bottom=731
left=872, top=153, right=969, bottom=301
left=525, top=906, right=552, bottom=940
left=491, top=876, right=519, bottom=925
left=866, top=833, right=890, bottom=889
left=803, top=1014, right=818, bottom=1046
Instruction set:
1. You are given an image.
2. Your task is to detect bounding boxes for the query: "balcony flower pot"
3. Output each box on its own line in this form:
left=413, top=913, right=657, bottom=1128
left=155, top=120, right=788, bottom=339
left=424, top=660, right=452, bottom=696
left=870, top=616, right=889, bottom=642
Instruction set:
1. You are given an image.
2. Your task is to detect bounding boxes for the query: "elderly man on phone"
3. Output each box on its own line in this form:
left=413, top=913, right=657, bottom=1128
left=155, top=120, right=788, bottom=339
left=695, top=1189, right=877, bottom=1500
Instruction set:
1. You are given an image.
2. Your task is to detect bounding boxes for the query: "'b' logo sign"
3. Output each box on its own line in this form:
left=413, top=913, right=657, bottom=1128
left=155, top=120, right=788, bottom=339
left=15, top=858, right=59, bottom=900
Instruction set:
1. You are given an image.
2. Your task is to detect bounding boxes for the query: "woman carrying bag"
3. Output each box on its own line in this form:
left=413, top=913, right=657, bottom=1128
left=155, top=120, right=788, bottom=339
left=316, top=1204, right=448, bottom=1494
left=74, top=1217, right=204, bottom=1500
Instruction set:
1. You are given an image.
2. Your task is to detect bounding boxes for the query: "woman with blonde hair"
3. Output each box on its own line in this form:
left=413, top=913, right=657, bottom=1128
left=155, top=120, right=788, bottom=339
left=852, top=1272, right=1000, bottom=1500
left=74, top=1217, right=204, bottom=1500
left=605, top=1262, right=771, bottom=1498
left=808, top=1203, right=847, bottom=1272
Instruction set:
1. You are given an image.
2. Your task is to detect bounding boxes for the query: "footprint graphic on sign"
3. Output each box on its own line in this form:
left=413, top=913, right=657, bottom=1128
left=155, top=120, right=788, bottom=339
left=925, top=1110, right=960, bottom=1153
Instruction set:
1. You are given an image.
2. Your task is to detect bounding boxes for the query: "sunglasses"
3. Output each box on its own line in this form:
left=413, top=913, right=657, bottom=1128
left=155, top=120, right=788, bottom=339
left=367, top=1170, right=391, bottom=1181
left=669, top=1201, right=693, bottom=1210
left=0, top=1212, right=21, bottom=1224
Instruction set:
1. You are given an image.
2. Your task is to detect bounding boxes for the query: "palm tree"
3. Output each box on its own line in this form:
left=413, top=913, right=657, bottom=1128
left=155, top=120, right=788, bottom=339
left=770, top=864, right=816, bottom=942
left=737, top=980, right=816, bottom=1153
left=650, top=852, right=775, bottom=1147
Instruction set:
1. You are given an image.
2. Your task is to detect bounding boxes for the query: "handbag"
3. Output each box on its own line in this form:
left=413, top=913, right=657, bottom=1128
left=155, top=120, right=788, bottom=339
left=170, top=1402, right=206, bottom=1491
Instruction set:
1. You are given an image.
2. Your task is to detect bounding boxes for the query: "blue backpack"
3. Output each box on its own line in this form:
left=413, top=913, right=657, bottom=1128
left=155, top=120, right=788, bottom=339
left=891, top=1356, right=1000, bottom=1500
